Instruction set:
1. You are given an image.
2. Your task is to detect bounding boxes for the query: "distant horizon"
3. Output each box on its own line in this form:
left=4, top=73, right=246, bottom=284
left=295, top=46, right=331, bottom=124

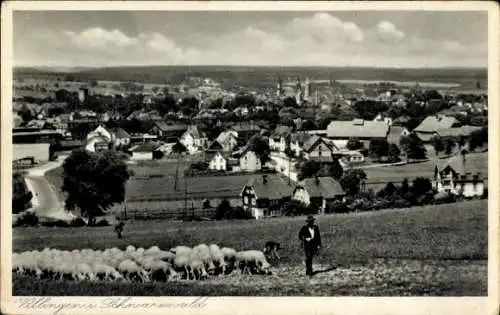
left=13, top=65, right=489, bottom=71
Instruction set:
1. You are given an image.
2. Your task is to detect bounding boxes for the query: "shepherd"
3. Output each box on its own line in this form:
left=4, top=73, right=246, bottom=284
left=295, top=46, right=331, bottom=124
left=114, top=221, right=125, bottom=239
left=298, top=215, right=322, bottom=277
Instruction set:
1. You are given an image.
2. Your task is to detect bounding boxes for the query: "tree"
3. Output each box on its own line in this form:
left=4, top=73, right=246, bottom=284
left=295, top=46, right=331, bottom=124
left=12, top=173, right=33, bottom=214
left=445, top=138, right=455, bottom=155
left=283, top=97, right=298, bottom=108
left=179, top=97, right=199, bottom=116
left=352, top=100, right=389, bottom=120
left=248, top=136, right=271, bottom=164
left=386, top=144, right=401, bottom=163
left=340, top=169, right=367, bottom=196
left=399, top=133, right=426, bottom=162
left=346, top=138, right=364, bottom=150
left=298, top=160, right=322, bottom=181
left=377, top=182, right=397, bottom=199
left=369, top=139, right=390, bottom=159
left=431, top=136, right=445, bottom=156
left=319, top=159, right=344, bottom=180
left=18, top=105, right=33, bottom=123
left=469, top=127, right=488, bottom=151
left=172, top=142, right=187, bottom=154
left=62, top=149, right=131, bottom=225
left=154, top=94, right=178, bottom=115
left=202, top=199, right=212, bottom=209
left=411, top=177, right=433, bottom=197
left=215, top=199, right=232, bottom=220
left=458, top=136, right=466, bottom=149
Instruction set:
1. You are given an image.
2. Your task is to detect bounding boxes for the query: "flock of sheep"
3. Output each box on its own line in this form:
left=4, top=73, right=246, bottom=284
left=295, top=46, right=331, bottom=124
left=12, top=244, right=273, bottom=283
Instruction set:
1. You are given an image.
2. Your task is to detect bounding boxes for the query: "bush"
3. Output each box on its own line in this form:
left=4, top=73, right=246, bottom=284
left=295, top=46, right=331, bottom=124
left=70, top=217, right=87, bottom=227
left=281, top=200, right=315, bottom=216
left=328, top=200, right=349, bottom=213
left=94, top=219, right=111, bottom=226
left=230, top=206, right=253, bottom=220
left=215, top=199, right=232, bottom=220
left=13, top=211, right=39, bottom=227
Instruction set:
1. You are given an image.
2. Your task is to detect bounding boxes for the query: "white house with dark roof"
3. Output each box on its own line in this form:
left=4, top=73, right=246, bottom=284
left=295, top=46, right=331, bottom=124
left=208, top=151, right=228, bottom=171
left=292, top=177, right=346, bottom=214
left=85, top=125, right=113, bottom=152
left=180, top=125, right=208, bottom=154
left=240, top=174, right=292, bottom=219
left=434, top=150, right=485, bottom=197
left=326, top=119, right=390, bottom=149
left=239, top=149, right=262, bottom=172
left=302, top=135, right=339, bottom=162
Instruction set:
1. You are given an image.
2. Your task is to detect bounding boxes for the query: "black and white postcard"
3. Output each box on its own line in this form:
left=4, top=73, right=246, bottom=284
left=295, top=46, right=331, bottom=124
left=1, top=1, right=498, bottom=315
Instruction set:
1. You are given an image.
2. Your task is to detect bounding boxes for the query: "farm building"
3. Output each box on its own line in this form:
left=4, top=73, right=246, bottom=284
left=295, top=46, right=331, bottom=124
left=12, top=129, right=63, bottom=144
left=413, top=115, right=459, bottom=143
left=240, top=174, right=293, bottom=219
left=239, top=149, right=262, bottom=172
left=111, top=128, right=131, bottom=148
left=301, top=135, right=339, bottom=161
left=289, top=132, right=312, bottom=157
left=326, top=119, right=390, bottom=149
left=129, top=142, right=161, bottom=161
left=148, top=121, right=188, bottom=140
left=13, top=143, right=51, bottom=162
left=434, top=150, right=485, bottom=198
left=292, top=177, right=346, bottom=214
left=85, top=125, right=113, bottom=153
left=269, top=125, right=294, bottom=152
left=228, top=122, right=262, bottom=145
left=387, top=126, right=410, bottom=145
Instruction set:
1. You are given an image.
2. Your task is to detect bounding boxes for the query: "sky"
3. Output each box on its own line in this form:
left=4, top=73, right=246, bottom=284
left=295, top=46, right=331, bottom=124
left=13, top=11, right=488, bottom=68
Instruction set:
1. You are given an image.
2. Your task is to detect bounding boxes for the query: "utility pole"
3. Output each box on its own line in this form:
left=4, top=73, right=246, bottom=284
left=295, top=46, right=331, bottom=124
left=184, top=176, right=188, bottom=217
left=174, top=156, right=179, bottom=191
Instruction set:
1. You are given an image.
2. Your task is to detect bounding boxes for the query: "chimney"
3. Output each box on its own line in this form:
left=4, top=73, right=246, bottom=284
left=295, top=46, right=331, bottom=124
left=262, top=174, right=268, bottom=185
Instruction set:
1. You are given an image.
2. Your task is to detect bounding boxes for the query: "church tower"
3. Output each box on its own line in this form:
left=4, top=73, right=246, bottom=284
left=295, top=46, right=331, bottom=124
left=304, top=77, right=310, bottom=101
left=277, top=77, right=283, bottom=98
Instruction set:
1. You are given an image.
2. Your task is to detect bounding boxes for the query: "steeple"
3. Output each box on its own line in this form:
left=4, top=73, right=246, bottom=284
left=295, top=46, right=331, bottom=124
left=277, top=76, right=283, bottom=98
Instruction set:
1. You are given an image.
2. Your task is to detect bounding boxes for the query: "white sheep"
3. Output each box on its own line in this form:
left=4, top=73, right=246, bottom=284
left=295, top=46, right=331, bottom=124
left=144, top=246, right=161, bottom=256
left=236, top=250, right=271, bottom=275
left=170, top=246, right=192, bottom=256
left=190, top=259, right=209, bottom=280
left=209, top=244, right=227, bottom=275
left=118, top=259, right=149, bottom=283
left=156, top=250, right=176, bottom=263
left=92, top=263, right=123, bottom=281
left=221, top=247, right=237, bottom=270
left=190, top=244, right=216, bottom=274
left=149, top=260, right=180, bottom=282
left=73, top=263, right=95, bottom=281
left=172, top=254, right=192, bottom=280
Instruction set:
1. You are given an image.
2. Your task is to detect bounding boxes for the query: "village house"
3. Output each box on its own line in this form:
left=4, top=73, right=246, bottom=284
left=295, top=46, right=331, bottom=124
left=148, top=121, right=188, bottom=140
left=413, top=115, right=459, bottom=143
left=129, top=141, right=161, bottom=161
left=373, top=113, right=393, bottom=126
left=269, top=125, right=294, bottom=152
left=239, top=148, right=262, bottom=172
left=100, top=111, right=123, bottom=122
left=302, top=135, right=339, bottom=162
left=111, top=128, right=131, bottom=148
left=292, top=177, right=346, bottom=214
left=85, top=125, right=113, bottom=152
left=326, top=119, right=390, bottom=149
left=228, top=122, right=262, bottom=145
left=434, top=150, right=485, bottom=198
left=290, top=133, right=312, bottom=157
left=180, top=125, right=208, bottom=154
left=387, top=126, right=411, bottom=145
left=215, top=130, right=238, bottom=152
left=208, top=151, right=228, bottom=171
left=240, top=174, right=292, bottom=219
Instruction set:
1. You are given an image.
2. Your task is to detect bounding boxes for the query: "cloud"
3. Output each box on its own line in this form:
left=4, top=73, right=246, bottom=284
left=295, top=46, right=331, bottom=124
left=15, top=13, right=487, bottom=68
left=376, top=21, right=405, bottom=40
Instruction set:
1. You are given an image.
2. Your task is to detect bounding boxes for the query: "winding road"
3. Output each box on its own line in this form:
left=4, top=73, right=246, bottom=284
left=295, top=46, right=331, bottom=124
left=23, top=157, right=75, bottom=220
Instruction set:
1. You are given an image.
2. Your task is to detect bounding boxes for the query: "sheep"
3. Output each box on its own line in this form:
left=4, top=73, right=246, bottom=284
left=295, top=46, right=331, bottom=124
left=156, top=250, right=176, bottom=264
left=144, top=246, right=161, bottom=256
left=236, top=250, right=272, bottom=275
left=190, top=259, right=209, bottom=280
left=190, top=244, right=216, bottom=275
left=170, top=246, right=192, bottom=256
left=118, top=259, right=149, bottom=283
left=126, top=245, right=136, bottom=253
left=221, top=247, right=237, bottom=271
left=92, top=263, right=123, bottom=282
left=209, top=244, right=227, bottom=275
left=172, top=254, right=192, bottom=280
left=73, top=263, right=95, bottom=281
left=149, top=260, right=180, bottom=282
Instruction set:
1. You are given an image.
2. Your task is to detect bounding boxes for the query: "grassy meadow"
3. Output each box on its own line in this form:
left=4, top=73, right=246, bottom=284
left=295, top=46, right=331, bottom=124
left=13, top=200, right=488, bottom=296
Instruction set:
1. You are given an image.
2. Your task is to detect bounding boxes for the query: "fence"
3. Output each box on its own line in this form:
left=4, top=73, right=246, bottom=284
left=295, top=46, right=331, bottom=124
left=118, top=207, right=217, bottom=221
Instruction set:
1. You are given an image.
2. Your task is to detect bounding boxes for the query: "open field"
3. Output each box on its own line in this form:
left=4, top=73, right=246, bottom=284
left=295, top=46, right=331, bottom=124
left=362, top=152, right=488, bottom=183
left=13, top=200, right=487, bottom=295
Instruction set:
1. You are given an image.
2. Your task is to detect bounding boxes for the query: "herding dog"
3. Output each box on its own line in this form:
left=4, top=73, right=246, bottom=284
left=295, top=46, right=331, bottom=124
left=263, top=241, right=281, bottom=260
